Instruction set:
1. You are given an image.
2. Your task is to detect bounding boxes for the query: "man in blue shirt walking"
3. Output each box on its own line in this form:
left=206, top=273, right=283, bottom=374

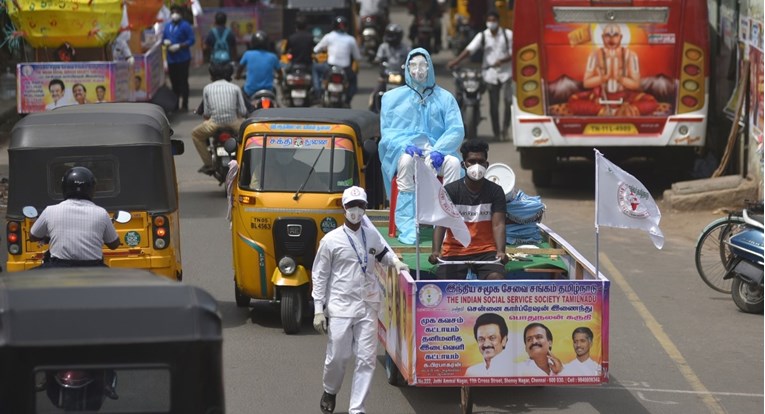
left=162, top=4, right=195, bottom=111
left=236, top=31, right=280, bottom=98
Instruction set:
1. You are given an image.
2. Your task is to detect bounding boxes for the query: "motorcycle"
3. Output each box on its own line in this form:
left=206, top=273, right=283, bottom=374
left=195, top=103, right=239, bottom=185
left=37, top=369, right=118, bottom=411
left=448, top=14, right=474, bottom=56
left=724, top=201, right=764, bottom=313
left=369, top=60, right=405, bottom=113
left=322, top=65, right=349, bottom=108
left=282, top=62, right=313, bottom=107
left=361, top=15, right=384, bottom=63
left=452, top=67, right=486, bottom=140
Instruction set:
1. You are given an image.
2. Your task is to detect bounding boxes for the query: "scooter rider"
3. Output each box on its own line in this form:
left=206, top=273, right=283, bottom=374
left=312, top=186, right=408, bottom=414
left=312, top=16, right=362, bottom=105
left=192, top=62, right=248, bottom=175
left=379, top=48, right=464, bottom=244
left=236, top=31, right=281, bottom=99
left=30, top=167, right=120, bottom=267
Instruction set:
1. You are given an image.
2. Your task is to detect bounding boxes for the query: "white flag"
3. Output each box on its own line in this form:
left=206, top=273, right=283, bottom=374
left=414, top=157, right=471, bottom=247
left=595, top=150, right=664, bottom=249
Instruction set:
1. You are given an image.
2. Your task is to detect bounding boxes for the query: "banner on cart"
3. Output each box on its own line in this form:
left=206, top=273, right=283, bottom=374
left=132, top=43, right=165, bottom=101
left=17, top=62, right=130, bottom=113
left=414, top=280, right=609, bottom=386
left=378, top=264, right=415, bottom=384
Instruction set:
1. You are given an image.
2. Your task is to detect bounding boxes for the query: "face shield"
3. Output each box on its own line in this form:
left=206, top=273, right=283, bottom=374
left=408, top=55, right=429, bottom=85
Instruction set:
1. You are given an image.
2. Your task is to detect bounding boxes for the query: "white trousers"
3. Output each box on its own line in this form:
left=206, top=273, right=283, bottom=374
left=397, top=153, right=461, bottom=193
left=323, top=305, right=378, bottom=414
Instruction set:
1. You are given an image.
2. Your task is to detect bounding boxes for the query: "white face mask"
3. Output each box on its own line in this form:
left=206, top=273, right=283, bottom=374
left=487, top=21, right=499, bottom=31
left=171, top=13, right=181, bottom=22
left=466, top=164, right=487, bottom=181
left=408, top=55, right=428, bottom=84
left=345, top=207, right=365, bottom=224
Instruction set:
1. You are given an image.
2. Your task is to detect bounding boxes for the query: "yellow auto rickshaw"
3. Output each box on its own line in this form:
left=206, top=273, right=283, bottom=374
left=5, top=103, right=185, bottom=281
left=226, top=108, right=383, bottom=334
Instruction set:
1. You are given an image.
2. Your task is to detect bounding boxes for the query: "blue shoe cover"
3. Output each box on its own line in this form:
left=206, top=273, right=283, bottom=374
left=395, top=191, right=416, bottom=245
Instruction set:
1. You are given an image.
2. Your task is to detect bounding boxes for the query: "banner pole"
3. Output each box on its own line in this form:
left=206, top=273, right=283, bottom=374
left=414, top=157, right=421, bottom=281
left=594, top=149, right=600, bottom=278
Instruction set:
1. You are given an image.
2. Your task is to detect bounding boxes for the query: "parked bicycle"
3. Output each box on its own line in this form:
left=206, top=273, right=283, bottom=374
left=695, top=200, right=763, bottom=294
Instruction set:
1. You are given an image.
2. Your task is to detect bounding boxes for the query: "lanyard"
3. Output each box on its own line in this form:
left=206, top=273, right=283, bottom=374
left=343, top=227, right=368, bottom=275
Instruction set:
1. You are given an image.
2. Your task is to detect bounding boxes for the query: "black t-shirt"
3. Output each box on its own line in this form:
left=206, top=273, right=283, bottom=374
left=442, top=178, right=506, bottom=256
left=286, top=31, right=314, bottom=66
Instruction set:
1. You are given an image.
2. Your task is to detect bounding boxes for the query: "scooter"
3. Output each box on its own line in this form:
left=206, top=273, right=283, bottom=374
left=369, top=60, right=405, bottom=113
left=724, top=202, right=764, bottom=313
left=361, top=14, right=384, bottom=63
left=250, top=89, right=278, bottom=110
left=452, top=67, right=485, bottom=140
left=322, top=65, right=349, bottom=108
left=282, top=63, right=313, bottom=107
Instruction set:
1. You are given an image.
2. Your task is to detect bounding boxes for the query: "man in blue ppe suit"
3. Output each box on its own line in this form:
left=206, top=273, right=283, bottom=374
left=379, top=48, right=464, bottom=244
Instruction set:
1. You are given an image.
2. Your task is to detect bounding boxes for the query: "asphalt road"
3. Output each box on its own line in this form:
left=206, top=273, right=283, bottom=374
left=0, top=6, right=761, bottom=414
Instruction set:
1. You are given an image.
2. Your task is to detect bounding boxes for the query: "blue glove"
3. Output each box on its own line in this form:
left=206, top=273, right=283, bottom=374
left=430, top=151, right=445, bottom=170
left=405, top=145, right=423, bottom=157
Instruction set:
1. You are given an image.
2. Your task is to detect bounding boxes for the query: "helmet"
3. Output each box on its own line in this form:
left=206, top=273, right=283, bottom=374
left=209, top=62, right=233, bottom=81
left=384, top=23, right=403, bottom=45
left=62, top=166, right=96, bottom=200
left=333, top=16, right=348, bottom=32
left=249, top=30, right=269, bottom=50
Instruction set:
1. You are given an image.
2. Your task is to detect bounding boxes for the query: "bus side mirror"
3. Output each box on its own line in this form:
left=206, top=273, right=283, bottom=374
left=362, top=138, right=377, bottom=156
left=224, top=137, right=238, bottom=155
left=171, top=139, right=185, bottom=156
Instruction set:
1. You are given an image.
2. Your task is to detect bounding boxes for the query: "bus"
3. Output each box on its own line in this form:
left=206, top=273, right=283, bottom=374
left=511, top=0, right=709, bottom=186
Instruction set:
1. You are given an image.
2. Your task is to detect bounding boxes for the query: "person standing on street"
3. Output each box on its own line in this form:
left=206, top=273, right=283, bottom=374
left=312, top=16, right=362, bottom=105
left=163, top=4, right=195, bottom=111
left=448, top=11, right=513, bottom=141
left=312, top=186, right=409, bottom=414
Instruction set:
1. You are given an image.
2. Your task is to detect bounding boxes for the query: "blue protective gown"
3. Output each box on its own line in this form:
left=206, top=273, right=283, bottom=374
left=379, top=48, right=465, bottom=197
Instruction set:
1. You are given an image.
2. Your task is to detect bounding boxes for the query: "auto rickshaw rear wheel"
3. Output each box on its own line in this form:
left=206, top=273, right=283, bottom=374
left=280, top=286, right=305, bottom=334
left=234, top=282, right=251, bottom=308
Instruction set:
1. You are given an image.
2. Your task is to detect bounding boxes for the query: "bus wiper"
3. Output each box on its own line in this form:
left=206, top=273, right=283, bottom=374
left=293, top=147, right=325, bottom=200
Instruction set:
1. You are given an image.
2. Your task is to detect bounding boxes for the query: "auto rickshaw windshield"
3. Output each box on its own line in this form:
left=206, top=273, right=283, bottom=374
left=239, top=135, right=359, bottom=192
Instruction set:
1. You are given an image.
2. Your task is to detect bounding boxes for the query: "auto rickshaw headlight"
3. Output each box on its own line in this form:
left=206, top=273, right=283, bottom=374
left=8, top=244, right=20, bottom=255
left=154, top=238, right=167, bottom=249
left=278, top=256, right=297, bottom=276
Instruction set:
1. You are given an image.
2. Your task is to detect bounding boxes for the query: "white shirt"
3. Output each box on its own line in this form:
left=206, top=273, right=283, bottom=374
left=465, top=347, right=514, bottom=377
left=312, top=223, right=396, bottom=318
left=314, top=30, right=362, bottom=68
left=466, top=28, right=513, bottom=84
left=203, top=79, right=247, bottom=125
left=357, top=0, right=387, bottom=16
left=562, top=357, right=601, bottom=376
left=515, top=358, right=557, bottom=376
left=30, top=199, right=119, bottom=261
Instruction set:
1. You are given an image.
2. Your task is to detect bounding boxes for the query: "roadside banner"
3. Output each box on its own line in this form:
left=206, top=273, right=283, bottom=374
left=414, top=157, right=471, bottom=247
left=594, top=149, right=664, bottom=249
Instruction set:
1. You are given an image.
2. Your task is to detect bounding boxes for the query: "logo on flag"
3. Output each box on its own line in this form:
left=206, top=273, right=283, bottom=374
left=414, top=157, right=471, bottom=247
left=616, top=183, right=650, bottom=218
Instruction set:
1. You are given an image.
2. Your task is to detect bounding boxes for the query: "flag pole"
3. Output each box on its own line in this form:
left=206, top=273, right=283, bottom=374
left=414, top=157, right=421, bottom=281
left=594, top=149, right=600, bottom=279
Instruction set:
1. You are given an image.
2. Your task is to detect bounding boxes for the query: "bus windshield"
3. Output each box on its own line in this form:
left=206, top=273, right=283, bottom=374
left=239, top=135, right=358, bottom=192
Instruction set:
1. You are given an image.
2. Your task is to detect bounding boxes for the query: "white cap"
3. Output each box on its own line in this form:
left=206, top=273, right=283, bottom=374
left=341, top=186, right=367, bottom=206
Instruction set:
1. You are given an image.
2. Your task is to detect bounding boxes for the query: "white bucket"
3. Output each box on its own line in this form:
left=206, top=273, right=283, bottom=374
left=486, top=163, right=517, bottom=200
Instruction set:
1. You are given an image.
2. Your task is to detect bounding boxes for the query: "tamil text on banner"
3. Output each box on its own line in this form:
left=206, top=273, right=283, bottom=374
left=414, top=157, right=471, bottom=247
left=595, top=150, right=664, bottom=249
left=413, top=280, right=609, bottom=386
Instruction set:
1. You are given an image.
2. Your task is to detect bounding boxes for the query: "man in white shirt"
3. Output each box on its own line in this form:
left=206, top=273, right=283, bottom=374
left=312, top=186, right=408, bottom=414
left=465, top=313, right=514, bottom=376
left=562, top=327, right=601, bottom=376
left=448, top=11, right=513, bottom=141
left=515, top=322, right=564, bottom=376
left=45, top=79, right=74, bottom=110
left=313, top=16, right=362, bottom=105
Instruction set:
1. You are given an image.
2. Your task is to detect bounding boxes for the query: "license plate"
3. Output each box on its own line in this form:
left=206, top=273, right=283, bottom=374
left=216, top=146, right=231, bottom=157
left=328, top=83, right=344, bottom=93
left=583, top=123, right=638, bottom=135
left=291, top=89, right=307, bottom=98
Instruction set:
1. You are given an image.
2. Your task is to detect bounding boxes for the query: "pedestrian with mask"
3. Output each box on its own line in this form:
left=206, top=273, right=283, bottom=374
left=448, top=11, right=513, bottom=141
left=379, top=48, right=464, bottom=245
left=429, top=139, right=509, bottom=279
left=163, top=4, right=195, bottom=111
left=312, top=186, right=409, bottom=414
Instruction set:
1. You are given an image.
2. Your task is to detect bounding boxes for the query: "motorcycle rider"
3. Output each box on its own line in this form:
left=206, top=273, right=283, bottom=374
left=192, top=62, right=248, bottom=175
left=407, top=0, right=444, bottom=53
left=29, top=167, right=120, bottom=267
left=236, top=31, right=281, bottom=99
left=448, top=11, right=513, bottom=141
left=284, top=15, right=315, bottom=68
left=379, top=48, right=464, bottom=244
left=312, top=16, right=362, bottom=105
left=369, top=23, right=410, bottom=111
left=356, top=0, right=389, bottom=47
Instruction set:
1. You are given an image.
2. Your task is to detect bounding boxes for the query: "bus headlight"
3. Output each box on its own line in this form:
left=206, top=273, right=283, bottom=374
left=278, top=256, right=297, bottom=276
left=532, top=127, right=542, bottom=137
left=678, top=125, right=689, bottom=136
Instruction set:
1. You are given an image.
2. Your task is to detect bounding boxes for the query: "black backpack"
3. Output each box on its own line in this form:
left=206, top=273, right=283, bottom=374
left=211, top=28, right=231, bottom=63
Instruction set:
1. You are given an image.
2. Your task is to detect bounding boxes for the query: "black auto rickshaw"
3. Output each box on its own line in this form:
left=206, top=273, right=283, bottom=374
left=0, top=268, right=224, bottom=413
left=6, top=103, right=185, bottom=280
